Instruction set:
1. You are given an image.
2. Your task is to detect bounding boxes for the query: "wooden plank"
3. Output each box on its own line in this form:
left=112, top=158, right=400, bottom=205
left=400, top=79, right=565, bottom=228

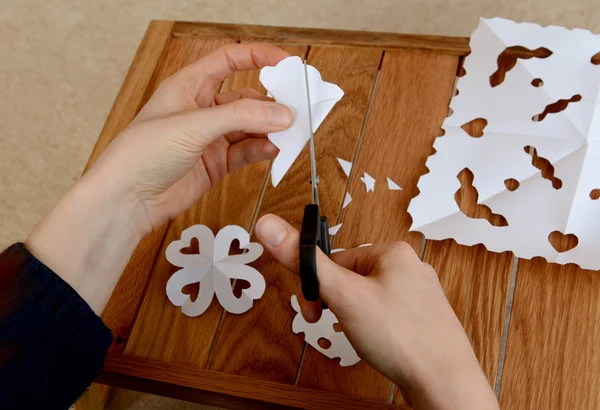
left=125, top=45, right=308, bottom=366
left=172, top=21, right=470, bottom=56
left=292, top=48, right=390, bottom=400
left=417, top=114, right=514, bottom=393
left=499, top=262, right=600, bottom=409
left=100, top=36, right=233, bottom=352
left=100, top=353, right=400, bottom=410
left=83, top=21, right=173, bottom=172
left=207, top=46, right=380, bottom=385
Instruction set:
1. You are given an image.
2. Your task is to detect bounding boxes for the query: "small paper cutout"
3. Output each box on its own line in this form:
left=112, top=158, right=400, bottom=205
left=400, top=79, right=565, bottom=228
left=329, top=223, right=342, bottom=236
left=291, top=295, right=360, bottom=366
left=358, top=243, right=373, bottom=248
left=342, top=192, right=352, bottom=209
left=331, top=248, right=345, bottom=254
left=337, top=158, right=353, bottom=177
left=165, top=225, right=265, bottom=316
left=386, top=177, right=402, bottom=190
left=360, top=172, right=376, bottom=192
left=260, top=56, right=344, bottom=187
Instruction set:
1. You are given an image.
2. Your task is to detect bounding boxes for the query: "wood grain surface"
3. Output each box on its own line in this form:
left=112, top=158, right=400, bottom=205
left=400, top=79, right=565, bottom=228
left=500, top=260, right=600, bottom=409
left=207, top=45, right=381, bottom=386
left=125, top=44, right=308, bottom=366
left=100, top=354, right=401, bottom=410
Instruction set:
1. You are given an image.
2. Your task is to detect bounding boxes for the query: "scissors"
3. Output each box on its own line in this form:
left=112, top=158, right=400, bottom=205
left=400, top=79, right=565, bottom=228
left=299, top=60, right=331, bottom=305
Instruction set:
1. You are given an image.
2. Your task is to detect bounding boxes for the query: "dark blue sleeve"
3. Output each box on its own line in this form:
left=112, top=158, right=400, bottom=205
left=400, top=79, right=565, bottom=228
left=0, top=243, right=113, bottom=410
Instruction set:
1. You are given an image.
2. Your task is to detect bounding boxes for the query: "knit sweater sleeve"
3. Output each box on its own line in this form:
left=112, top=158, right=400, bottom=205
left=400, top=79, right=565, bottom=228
left=0, top=243, right=113, bottom=410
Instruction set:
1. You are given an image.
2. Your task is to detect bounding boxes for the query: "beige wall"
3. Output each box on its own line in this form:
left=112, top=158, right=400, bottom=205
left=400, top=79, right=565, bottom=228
left=1, top=0, right=599, bottom=248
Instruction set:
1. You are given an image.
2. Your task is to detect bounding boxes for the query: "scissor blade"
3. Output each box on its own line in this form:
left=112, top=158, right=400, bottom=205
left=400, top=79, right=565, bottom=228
left=303, top=60, right=319, bottom=206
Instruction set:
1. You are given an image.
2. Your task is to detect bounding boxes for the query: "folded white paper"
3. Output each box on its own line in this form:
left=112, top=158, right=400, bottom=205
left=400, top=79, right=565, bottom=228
left=260, top=56, right=344, bottom=187
left=165, top=225, right=265, bottom=316
left=291, top=295, right=360, bottom=366
left=408, top=17, right=600, bottom=269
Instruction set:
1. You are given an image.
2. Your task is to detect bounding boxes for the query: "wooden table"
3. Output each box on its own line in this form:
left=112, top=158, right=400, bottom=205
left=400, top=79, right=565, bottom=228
left=80, top=21, right=600, bottom=410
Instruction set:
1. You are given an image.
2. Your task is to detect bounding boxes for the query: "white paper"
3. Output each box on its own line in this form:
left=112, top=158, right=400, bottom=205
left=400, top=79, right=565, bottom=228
left=408, top=17, right=600, bottom=270
left=360, top=172, right=376, bottom=192
left=387, top=177, right=402, bottom=190
left=165, top=225, right=265, bottom=316
left=291, top=295, right=360, bottom=366
left=331, top=248, right=345, bottom=254
left=260, top=56, right=344, bottom=187
left=337, top=158, right=353, bottom=177
left=342, top=192, right=352, bottom=209
left=328, top=223, right=342, bottom=236
left=358, top=243, right=373, bottom=248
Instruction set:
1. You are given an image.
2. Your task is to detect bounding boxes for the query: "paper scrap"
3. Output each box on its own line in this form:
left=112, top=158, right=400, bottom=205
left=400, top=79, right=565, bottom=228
left=337, top=158, right=353, bottom=177
left=331, top=248, right=345, bottom=254
left=358, top=243, right=373, bottom=248
left=260, top=56, right=344, bottom=187
left=408, top=17, right=600, bottom=270
left=387, top=177, right=402, bottom=190
left=165, top=225, right=265, bottom=316
left=291, top=295, right=360, bottom=366
left=328, top=223, right=342, bottom=236
left=360, top=172, right=376, bottom=192
left=342, top=192, right=352, bottom=209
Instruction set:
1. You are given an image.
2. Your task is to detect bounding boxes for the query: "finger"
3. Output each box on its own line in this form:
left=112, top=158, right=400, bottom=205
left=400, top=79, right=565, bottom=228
left=166, top=98, right=293, bottom=149
left=330, top=244, right=402, bottom=275
left=296, top=287, right=324, bottom=323
left=214, top=88, right=272, bottom=106
left=224, top=130, right=268, bottom=145
left=227, top=138, right=278, bottom=173
left=175, top=44, right=289, bottom=101
left=255, top=214, right=357, bottom=311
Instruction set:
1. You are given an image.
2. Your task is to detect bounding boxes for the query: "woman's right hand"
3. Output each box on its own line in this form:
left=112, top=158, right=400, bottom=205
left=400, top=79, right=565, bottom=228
left=254, top=214, right=499, bottom=410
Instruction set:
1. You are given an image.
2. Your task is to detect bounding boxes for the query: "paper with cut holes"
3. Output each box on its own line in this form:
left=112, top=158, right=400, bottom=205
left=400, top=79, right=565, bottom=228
left=165, top=225, right=265, bottom=317
left=408, top=17, right=600, bottom=269
left=260, top=56, right=344, bottom=187
left=291, top=295, right=360, bottom=366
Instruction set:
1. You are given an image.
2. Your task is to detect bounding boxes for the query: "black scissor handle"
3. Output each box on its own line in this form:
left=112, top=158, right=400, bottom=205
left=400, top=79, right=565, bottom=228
left=300, top=204, right=330, bottom=303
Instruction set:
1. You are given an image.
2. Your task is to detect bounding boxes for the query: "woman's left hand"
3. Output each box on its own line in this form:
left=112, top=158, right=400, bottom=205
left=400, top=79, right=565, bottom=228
left=89, top=43, right=293, bottom=232
left=26, top=44, right=293, bottom=313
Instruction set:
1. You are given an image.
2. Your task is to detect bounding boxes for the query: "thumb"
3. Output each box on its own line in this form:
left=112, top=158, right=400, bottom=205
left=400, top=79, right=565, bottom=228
left=166, top=98, right=293, bottom=149
left=255, top=214, right=353, bottom=320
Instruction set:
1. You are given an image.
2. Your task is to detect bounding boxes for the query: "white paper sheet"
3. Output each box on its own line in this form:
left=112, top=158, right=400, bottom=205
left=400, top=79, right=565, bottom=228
left=360, top=172, right=376, bottom=192
left=291, top=295, right=360, bottom=366
left=408, top=17, right=600, bottom=270
left=342, top=192, right=352, bottom=209
left=337, top=158, right=352, bottom=177
left=260, top=56, right=344, bottom=187
left=328, top=223, right=342, bottom=236
left=387, top=177, right=402, bottom=190
left=331, top=248, right=345, bottom=254
left=165, top=225, right=266, bottom=316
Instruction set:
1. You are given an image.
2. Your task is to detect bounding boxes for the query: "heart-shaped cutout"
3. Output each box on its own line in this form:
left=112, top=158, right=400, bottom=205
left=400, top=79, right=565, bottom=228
left=548, top=230, right=579, bottom=253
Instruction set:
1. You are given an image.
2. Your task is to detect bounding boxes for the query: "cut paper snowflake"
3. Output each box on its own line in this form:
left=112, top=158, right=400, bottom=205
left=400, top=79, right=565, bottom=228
left=337, top=158, right=352, bottom=177
left=342, top=192, right=352, bottom=209
left=165, top=225, right=265, bottom=316
left=387, top=177, right=402, bottom=190
left=328, top=223, right=342, bottom=236
left=408, top=17, right=600, bottom=269
left=260, top=56, right=344, bottom=187
left=291, top=295, right=360, bottom=366
left=360, top=172, right=376, bottom=192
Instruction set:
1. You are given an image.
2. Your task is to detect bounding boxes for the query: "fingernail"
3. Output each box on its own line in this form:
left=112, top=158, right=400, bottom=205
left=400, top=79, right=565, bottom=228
left=256, top=214, right=288, bottom=247
left=267, top=103, right=293, bottom=128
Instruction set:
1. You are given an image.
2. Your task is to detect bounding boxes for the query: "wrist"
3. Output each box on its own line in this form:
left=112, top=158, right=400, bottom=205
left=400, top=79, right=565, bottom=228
left=26, top=172, right=150, bottom=314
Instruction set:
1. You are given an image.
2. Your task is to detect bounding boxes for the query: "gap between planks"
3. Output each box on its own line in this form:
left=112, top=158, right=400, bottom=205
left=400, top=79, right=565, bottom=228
left=206, top=45, right=312, bottom=369
left=295, top=50, right=385, bottom=387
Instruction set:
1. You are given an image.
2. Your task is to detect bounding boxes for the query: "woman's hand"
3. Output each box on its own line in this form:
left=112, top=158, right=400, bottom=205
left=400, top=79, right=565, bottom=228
left=89, top=43, right=293, bottom=231
left=255, top=214, right=499, bottom=410
left=26, top=44, right=292, bottom=314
